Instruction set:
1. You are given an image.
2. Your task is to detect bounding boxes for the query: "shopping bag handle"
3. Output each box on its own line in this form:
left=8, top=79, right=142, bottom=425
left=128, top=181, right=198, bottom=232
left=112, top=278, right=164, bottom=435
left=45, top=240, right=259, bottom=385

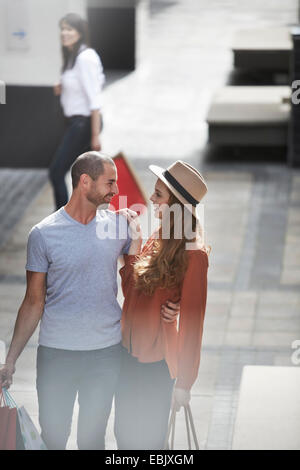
left=186, top=403, right=199, bottom=449
left=164, top=404, right=199, bottom=450
left=2, top=387, right=17, bottom=409
left=0, top=385, right=5, bottom=407
left=164, top=407, right=176, bottom=450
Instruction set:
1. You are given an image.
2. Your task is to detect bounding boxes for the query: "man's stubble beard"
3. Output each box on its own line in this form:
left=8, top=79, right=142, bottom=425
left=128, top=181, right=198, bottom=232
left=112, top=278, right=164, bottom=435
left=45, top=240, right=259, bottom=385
left=86, top=192, right=107, bottom=208
left=86, top=189, right=113, bottom=209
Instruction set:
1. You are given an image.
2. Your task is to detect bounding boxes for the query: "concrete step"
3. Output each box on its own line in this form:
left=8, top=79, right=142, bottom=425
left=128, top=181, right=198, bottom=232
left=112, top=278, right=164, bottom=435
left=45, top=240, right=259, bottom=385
left=232, top=365, right=300, bottom=450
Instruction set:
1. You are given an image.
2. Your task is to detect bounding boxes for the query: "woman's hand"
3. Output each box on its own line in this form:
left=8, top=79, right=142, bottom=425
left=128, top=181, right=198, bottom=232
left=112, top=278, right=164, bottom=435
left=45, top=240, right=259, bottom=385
left=53, top=83, right=62, bottom=96
left=117, top=209, right=141, bottom=239
left=161, top=300, right=180, bottom=323
left=128, top=216, right=142, bottom=241
left=91, top=134, right=101, bottom=151
left=128, top=216, right=142, bottom=255
left=117, top=208, right=142, bottom=254
left=172, top=388, right=191, bottom=412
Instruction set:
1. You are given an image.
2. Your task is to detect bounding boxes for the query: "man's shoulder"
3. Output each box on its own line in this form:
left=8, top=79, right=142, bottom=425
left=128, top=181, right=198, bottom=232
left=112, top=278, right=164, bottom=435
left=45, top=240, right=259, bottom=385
left=96, top=210, right=129, bottom=242
left=103, top=210, right=129, bottom=227
left=97, top=209, right=125, bottom=221
left=30, top=208, right=65, bottom=235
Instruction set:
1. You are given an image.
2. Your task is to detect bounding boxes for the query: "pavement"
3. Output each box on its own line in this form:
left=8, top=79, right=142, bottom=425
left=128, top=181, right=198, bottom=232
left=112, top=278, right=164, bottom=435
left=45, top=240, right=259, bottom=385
left=1, top=0, right=300, bottom=451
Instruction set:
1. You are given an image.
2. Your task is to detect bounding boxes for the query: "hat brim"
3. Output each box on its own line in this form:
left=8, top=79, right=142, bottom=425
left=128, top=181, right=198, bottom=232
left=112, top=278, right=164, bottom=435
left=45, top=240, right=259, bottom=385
left=148, top=164, right=198, bottom=218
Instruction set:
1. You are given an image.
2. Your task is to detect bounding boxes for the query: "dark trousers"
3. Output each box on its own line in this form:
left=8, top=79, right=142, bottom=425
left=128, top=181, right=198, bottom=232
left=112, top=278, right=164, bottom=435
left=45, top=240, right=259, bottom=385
left=114, top=347, right=175, bottom=450
left=49, top=115, right=91, bottom=210
left=36, top=343, right=122, bottom=450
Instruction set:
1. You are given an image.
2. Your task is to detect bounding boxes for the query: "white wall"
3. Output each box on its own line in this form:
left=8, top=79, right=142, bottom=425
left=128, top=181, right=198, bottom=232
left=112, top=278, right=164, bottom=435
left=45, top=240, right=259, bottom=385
left=0, top=0, right=86, bottom=86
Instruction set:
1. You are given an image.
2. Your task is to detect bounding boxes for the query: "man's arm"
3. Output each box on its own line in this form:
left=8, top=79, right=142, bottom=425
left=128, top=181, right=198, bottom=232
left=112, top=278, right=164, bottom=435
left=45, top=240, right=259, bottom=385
left=0, top=271, right=46, bottom=388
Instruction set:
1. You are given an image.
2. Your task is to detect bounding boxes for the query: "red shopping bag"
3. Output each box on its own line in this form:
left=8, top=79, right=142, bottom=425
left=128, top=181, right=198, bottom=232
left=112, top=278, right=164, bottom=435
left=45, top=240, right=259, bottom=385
left=5, top=408, right=17, bottom=450
left=0, top=387, right=17, bottom=450
left=109, top=152, right=148, bottom=215
left=0, top=406, right=10, bottom=448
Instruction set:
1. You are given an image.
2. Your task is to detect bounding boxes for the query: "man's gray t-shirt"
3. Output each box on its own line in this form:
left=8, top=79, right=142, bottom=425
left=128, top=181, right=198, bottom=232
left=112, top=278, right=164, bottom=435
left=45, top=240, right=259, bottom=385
left=25, top=207, right=132, bottom=351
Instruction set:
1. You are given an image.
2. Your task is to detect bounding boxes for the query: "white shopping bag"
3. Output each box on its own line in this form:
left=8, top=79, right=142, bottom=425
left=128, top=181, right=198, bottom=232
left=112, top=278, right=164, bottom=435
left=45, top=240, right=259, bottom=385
left=17, top=406, right=47, bottom=450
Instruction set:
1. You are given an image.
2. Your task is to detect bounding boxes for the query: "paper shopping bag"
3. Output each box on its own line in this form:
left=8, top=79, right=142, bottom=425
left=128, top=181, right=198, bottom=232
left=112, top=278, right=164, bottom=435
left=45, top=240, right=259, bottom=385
left=0, top=387, right=17, bottom=450
left=16, top=412, right=25, bottom=450
left=18, top=406, right=47, bottom=450
left=110, top=152, right=148, bottom=215
left=5, top=407, right=17, bottom=450
left=0, top=406, right=10, bottom=449
left=164, top=404, right=199, bottom=450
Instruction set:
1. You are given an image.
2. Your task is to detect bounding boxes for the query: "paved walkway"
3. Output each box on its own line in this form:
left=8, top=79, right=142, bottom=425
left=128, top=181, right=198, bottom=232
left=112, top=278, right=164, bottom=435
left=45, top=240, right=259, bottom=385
left=0, top=170, right=47, bottom=251
left=1, top=0, right=300, bottom=450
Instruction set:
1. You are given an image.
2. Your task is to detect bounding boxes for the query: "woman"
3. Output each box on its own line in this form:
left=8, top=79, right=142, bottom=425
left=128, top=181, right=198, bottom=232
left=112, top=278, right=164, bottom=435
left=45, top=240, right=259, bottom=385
left=50, top=13, right=105, bottom=210
left=114, top=160, right=211, bottom=450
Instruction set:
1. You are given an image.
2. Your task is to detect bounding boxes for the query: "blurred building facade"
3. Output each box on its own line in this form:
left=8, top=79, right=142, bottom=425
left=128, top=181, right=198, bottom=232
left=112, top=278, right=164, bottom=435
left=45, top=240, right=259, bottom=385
left=0, top=0, right=143, bottom=168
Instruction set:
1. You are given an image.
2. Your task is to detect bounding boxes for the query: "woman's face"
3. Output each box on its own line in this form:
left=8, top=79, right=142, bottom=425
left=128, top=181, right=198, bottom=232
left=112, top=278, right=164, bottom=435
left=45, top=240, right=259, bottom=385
left=150, top=179, right=171, bottom=219
left=60, top=21, right=81, bottom=49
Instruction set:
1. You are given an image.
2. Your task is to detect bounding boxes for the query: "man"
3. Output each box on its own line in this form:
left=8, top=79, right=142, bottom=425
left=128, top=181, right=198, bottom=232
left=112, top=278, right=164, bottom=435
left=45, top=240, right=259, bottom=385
left=0, top=152, right=179, bottom=450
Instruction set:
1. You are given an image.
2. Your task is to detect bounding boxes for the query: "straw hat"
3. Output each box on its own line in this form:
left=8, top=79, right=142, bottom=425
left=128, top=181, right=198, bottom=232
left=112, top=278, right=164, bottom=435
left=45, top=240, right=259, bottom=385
left=149, top=160, right=208, bottom=217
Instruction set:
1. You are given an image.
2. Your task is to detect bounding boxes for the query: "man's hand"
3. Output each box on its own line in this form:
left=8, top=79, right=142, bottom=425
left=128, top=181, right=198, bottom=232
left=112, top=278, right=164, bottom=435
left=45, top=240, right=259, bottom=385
left=0, top=362, right=15, bottom=389
left=161, top=300, right=180, bottom=323
left=172, top=388, right=191, bottom=412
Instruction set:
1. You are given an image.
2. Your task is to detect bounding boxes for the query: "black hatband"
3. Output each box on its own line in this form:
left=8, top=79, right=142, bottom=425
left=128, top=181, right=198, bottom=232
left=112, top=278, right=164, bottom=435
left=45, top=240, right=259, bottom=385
left=162, top=170, right=199, bottom=207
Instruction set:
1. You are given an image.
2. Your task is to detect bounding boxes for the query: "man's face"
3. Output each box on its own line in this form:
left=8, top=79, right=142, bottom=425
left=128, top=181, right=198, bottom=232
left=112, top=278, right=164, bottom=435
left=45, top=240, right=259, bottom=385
left=86, top=163, right=119, bottom=208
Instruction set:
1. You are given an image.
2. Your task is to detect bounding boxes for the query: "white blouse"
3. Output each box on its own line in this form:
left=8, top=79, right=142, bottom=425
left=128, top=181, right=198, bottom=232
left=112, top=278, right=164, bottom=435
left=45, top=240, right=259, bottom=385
left=60, top=47, right=105, bottom=117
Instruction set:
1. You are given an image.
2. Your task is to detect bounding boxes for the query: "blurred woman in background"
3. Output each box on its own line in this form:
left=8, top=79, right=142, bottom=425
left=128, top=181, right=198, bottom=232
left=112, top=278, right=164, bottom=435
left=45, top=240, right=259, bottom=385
left=50, top=13, right=105, bottom=210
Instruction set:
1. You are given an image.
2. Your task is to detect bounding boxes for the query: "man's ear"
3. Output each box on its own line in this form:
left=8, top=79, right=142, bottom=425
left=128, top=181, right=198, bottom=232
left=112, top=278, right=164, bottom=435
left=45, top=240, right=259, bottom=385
left=79, top=173, right=90, bottom=191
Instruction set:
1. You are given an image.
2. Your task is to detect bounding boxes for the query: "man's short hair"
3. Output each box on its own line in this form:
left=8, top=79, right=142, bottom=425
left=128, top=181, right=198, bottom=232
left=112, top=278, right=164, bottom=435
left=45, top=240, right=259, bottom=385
left=71, top=151, right=115, bottom=189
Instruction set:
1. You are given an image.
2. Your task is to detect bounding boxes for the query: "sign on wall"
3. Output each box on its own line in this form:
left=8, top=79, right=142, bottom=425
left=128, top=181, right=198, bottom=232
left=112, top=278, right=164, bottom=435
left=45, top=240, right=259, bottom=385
left=6, top=0, right=30, bottom=50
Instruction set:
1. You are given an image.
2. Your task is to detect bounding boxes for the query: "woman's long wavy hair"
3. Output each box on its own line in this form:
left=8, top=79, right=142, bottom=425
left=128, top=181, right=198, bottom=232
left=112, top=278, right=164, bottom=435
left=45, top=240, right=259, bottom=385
left=133, top=190, right=211, bottom=296
left=59, top=13, right=90, bottom=72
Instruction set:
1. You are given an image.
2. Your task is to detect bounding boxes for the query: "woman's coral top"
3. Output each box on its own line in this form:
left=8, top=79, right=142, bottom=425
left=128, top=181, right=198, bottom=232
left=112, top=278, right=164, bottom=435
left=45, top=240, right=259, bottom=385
left=119, top=235, right=209, bottom=391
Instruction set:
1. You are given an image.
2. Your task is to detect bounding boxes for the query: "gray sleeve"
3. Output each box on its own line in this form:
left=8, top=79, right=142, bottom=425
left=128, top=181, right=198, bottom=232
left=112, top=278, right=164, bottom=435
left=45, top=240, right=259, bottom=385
left=25, top=226, right=49, bottom=273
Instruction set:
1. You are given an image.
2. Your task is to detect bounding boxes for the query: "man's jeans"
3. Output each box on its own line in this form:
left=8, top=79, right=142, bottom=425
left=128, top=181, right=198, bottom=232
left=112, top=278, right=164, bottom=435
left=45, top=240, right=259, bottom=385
left=36, top=342, right=122, bottom=450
